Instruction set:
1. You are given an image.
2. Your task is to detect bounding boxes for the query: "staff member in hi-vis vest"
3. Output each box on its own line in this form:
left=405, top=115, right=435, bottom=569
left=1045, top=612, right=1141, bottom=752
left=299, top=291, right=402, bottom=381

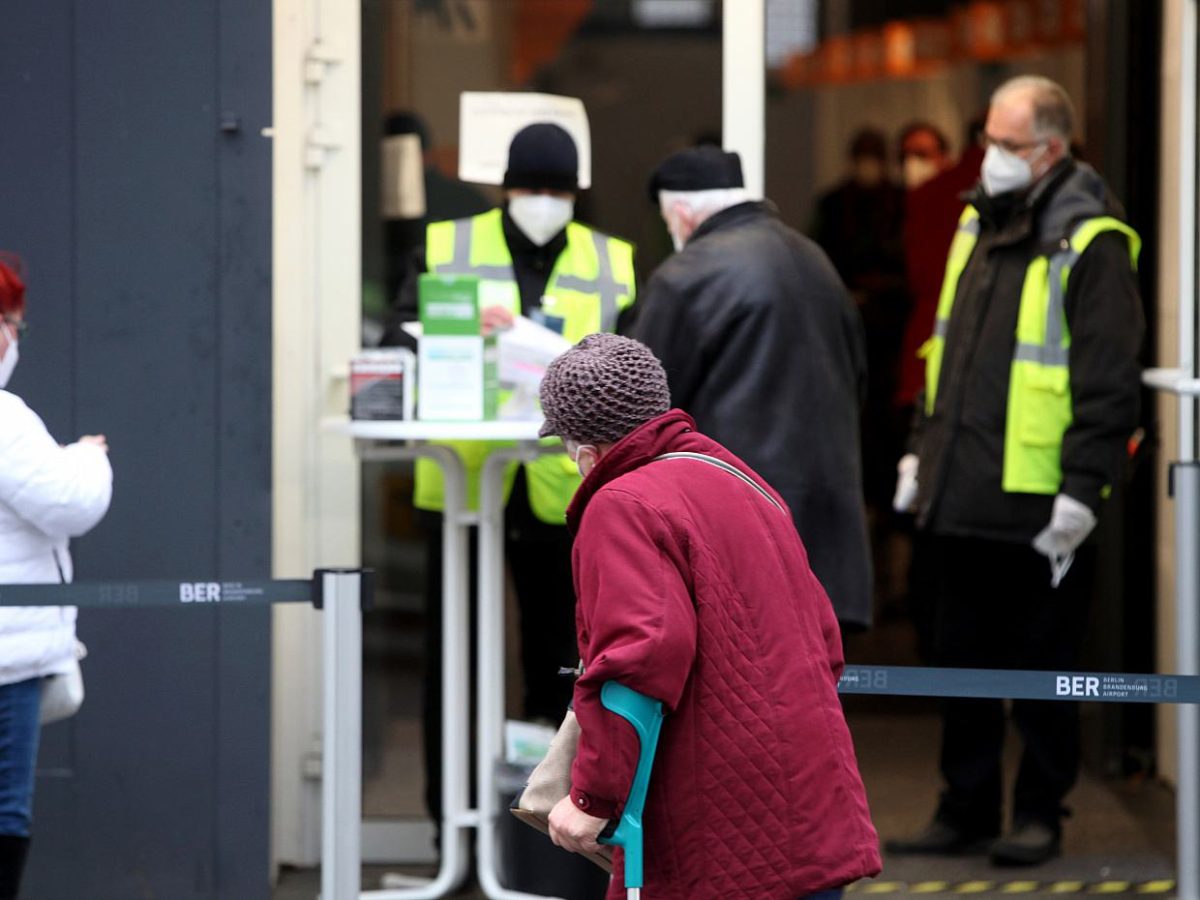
left=887, top=76, right=1143, bottom=866
left=391, top=122, right=636, bottom=831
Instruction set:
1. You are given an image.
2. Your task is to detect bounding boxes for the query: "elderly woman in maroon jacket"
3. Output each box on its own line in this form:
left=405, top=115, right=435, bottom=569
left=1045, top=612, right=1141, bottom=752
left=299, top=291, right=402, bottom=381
left=542, top=334, right=880, bottom=900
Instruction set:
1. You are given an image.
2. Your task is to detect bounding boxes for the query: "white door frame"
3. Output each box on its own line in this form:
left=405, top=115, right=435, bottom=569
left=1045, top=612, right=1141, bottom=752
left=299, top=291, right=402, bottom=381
left=271, top=0, right=362, bottom=872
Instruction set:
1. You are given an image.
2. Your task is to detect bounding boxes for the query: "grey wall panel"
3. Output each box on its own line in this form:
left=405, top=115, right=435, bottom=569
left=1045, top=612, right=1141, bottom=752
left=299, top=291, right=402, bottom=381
left=1, top=2, right=273, bottom=897
left=0, top=3, right=75, bottom=434
left=215, top=0, right=275, bottom=893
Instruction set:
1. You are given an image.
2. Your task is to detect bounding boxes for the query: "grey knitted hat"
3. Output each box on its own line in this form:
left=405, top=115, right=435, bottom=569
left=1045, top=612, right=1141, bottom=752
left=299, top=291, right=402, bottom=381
left=539, top=333, right=672, bottom=444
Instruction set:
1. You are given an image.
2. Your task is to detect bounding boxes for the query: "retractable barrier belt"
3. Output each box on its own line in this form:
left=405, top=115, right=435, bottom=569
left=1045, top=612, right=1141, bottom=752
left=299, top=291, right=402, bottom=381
left=838, top=665, right=1200, bottom=705
left=0, top=581, right=1195, bottom=705
left=0, top=579, right=314, bottom=608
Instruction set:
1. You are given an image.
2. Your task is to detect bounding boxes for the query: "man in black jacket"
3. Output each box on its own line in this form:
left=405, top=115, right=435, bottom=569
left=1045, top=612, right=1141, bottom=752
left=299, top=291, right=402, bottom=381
left=888, top=75, right=1144, bottom=865
left=635, top=146, right=873, bottom=632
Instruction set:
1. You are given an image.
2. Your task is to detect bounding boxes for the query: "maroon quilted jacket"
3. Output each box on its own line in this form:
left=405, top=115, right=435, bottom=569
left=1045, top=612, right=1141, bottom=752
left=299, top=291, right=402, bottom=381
left=567, top=410, right=881, bottom=899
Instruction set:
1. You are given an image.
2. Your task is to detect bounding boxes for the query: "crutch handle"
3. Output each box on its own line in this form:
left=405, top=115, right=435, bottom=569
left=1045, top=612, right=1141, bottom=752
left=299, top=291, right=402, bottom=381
left=597, top=681, right=665, bottom=893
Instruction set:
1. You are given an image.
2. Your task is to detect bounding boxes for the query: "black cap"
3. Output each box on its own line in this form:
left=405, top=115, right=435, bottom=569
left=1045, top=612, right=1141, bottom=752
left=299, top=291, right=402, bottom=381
left=384, top=110, right=431, bottom=151
left=647, top=146, right=744, bottom=202
left=503, top=123, right=579, bottom=192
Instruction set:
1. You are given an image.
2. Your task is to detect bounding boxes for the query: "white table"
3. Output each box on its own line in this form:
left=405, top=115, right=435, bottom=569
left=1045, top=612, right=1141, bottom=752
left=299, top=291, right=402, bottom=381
left=324, top=417, right=565, bottom=900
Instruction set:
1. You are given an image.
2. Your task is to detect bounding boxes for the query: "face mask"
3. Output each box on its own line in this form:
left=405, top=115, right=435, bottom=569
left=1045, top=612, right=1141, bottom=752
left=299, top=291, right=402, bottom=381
left=572, top=443, right=597, bottom=478
left=670, top=228, right=686, bottom=253
left=509, top=195, right=574, bottom=247
left=0, top=328, right=18, bottom=389
left=981, top=143, right=1044, bottom=196
left=902, top=156, right=940, bottom=190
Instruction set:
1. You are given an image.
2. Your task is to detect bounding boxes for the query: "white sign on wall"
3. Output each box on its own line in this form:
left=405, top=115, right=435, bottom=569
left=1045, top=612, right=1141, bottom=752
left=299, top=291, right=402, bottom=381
left=458, top=92, right=591, bottom=189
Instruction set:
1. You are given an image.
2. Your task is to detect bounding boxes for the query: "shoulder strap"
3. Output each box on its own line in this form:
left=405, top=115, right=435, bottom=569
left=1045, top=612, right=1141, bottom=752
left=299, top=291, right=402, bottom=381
left=652, top=452, right=786, bottom=514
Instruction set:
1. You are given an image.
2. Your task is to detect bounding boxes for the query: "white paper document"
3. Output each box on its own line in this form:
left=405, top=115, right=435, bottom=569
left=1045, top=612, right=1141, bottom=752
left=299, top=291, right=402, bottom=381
left=498, top=315, right=573, bottom=390
left=458, top=92, right=592, bottom=188
left=496, top=315, right=572, bottom=420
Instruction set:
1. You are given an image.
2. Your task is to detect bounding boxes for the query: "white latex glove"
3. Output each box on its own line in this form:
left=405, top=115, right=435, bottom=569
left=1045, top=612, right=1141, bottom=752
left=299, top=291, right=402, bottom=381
left=893, top=453, right=919, bottom=513
left=1032, top=493, right=1097, bottom=588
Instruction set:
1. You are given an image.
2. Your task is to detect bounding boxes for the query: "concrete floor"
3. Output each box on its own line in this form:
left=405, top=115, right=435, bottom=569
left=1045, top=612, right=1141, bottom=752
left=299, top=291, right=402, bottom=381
left=274, top=700, right=1178, bottom=899
left=278, top=568, right=1178, bottom=899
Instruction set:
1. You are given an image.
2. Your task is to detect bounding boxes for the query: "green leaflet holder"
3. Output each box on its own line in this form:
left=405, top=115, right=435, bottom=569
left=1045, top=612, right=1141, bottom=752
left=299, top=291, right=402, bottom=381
left=598, top=681, right=666, bottom=899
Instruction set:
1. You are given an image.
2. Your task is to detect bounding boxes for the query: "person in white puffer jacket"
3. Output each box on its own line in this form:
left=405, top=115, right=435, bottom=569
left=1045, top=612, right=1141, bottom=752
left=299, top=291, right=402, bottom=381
left=0, top=256, right=111, bottom=899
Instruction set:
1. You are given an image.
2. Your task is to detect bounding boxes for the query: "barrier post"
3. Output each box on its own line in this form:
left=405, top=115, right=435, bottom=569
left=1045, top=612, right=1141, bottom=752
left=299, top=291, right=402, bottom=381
left=1175, top=464, right=1200, bottom=900
left=1175, top=5, right=1200, bottom=897
left=318, top=569, right=369, bottom=900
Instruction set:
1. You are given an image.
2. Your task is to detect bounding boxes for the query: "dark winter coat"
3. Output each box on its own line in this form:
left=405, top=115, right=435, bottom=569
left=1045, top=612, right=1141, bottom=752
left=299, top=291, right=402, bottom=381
left=635, top=201, right=873, bottom=628
left=566, top=410, right=881, bottom=900
left=912, top=161, right=1144, bottom=542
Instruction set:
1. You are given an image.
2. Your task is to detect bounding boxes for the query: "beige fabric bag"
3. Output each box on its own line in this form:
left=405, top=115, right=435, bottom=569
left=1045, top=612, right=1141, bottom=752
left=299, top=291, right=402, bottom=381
left=509, top=709, right=614, bottom=872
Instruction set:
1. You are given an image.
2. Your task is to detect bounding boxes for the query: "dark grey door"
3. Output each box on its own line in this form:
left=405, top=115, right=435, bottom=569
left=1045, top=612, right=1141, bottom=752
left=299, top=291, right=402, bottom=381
left=0, top=2, right=272, bottom=897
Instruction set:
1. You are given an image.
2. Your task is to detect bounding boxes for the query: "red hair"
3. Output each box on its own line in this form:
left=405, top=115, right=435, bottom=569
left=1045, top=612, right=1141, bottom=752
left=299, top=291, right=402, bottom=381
left=0, top=254, right=25, bottom=316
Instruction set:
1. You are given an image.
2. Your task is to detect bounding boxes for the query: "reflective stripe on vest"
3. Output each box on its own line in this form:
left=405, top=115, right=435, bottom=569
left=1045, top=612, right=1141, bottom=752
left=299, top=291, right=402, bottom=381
left=923, top=208, right=1140, bottom=495
left=428, top=211, right=633, bottom=335
left=416, top=209, right=636, bottom=523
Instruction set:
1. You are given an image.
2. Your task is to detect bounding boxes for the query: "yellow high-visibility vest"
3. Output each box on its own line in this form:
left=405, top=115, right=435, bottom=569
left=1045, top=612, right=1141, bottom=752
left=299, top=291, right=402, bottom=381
left=922, top=206, right=1140, bottom=494
left=415, top=208, right=636, bottom=523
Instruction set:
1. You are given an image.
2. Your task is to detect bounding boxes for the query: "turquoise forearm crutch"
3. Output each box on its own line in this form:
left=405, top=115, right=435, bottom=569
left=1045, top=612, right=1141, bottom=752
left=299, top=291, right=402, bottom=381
left=597, top=681, right=666, bottom=900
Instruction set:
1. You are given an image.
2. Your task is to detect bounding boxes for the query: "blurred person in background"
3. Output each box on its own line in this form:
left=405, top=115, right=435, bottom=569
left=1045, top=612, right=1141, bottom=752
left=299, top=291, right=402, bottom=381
left=0, top=255, right=112, bottom=898
left=636, top=146, right=872, bottom=633
left=897, top=121, right=952, bottom=191
left=894, top=118, right=986, bottom=655
left=896, top=117, right=987, bottom=419
left=385, top=122, right=637, bottom=835
left=812, top=128, right=907, bottom=619
left=888, top=76, right=1143, bottom=866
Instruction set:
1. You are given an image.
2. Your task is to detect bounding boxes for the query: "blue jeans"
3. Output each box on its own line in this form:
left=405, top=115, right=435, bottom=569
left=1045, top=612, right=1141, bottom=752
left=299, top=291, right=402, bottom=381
left=0, top=679, right=42, bottom=837
left=802, top=891, right=844, bottom=900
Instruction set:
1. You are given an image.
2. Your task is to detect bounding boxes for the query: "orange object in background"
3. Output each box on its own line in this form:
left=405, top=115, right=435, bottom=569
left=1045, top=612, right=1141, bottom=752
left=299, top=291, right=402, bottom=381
left=823, top=34, right=855, bottom=83
left=852, top=29, right=885, bottom=81
left=883, top=21, right=918, bottom=76
left=510, top=0, right=593, bottom=86
left=884, top=17, right=953, bottom=77
left=965, top=1, right=1009, bottom=61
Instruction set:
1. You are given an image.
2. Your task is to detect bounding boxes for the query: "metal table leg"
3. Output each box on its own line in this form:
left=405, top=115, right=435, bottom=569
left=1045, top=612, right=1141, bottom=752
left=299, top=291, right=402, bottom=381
left=476, top=446, right=566, bottom=900
left=355, top=442, right=472, bottom=900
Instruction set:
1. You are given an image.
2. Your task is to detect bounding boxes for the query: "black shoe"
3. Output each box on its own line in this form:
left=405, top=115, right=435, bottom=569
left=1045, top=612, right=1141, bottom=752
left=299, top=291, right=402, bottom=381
left=885, top=820, right=996, bottom=856
left=989, top=819, right=1061, bottom=867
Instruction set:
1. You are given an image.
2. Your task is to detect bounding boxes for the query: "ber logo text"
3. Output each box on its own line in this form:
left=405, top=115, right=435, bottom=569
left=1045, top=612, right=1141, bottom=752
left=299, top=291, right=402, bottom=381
left=180, top=582, right=222, bottom=603
left=1056, top=675, right=1099, bottom=697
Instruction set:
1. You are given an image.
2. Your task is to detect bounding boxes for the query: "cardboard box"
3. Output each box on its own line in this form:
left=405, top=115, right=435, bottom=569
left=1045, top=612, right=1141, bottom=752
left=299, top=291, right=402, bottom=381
left=418, top=274, right=499, bottom=421
left=350, top=348, right=415, bottom=420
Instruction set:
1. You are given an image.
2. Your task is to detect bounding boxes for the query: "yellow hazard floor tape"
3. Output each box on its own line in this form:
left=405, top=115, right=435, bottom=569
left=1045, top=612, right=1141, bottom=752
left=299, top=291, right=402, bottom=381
left=846, top=880, right=1176, bottom=895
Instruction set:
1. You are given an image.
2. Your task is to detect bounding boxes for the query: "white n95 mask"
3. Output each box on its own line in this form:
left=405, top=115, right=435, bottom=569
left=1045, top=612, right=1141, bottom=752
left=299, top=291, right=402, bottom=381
left=981, top=143, right=1041, bottom=196
left=0, top=333, right=18, bottom=389
left=509, top=195, right=574, bottom=247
